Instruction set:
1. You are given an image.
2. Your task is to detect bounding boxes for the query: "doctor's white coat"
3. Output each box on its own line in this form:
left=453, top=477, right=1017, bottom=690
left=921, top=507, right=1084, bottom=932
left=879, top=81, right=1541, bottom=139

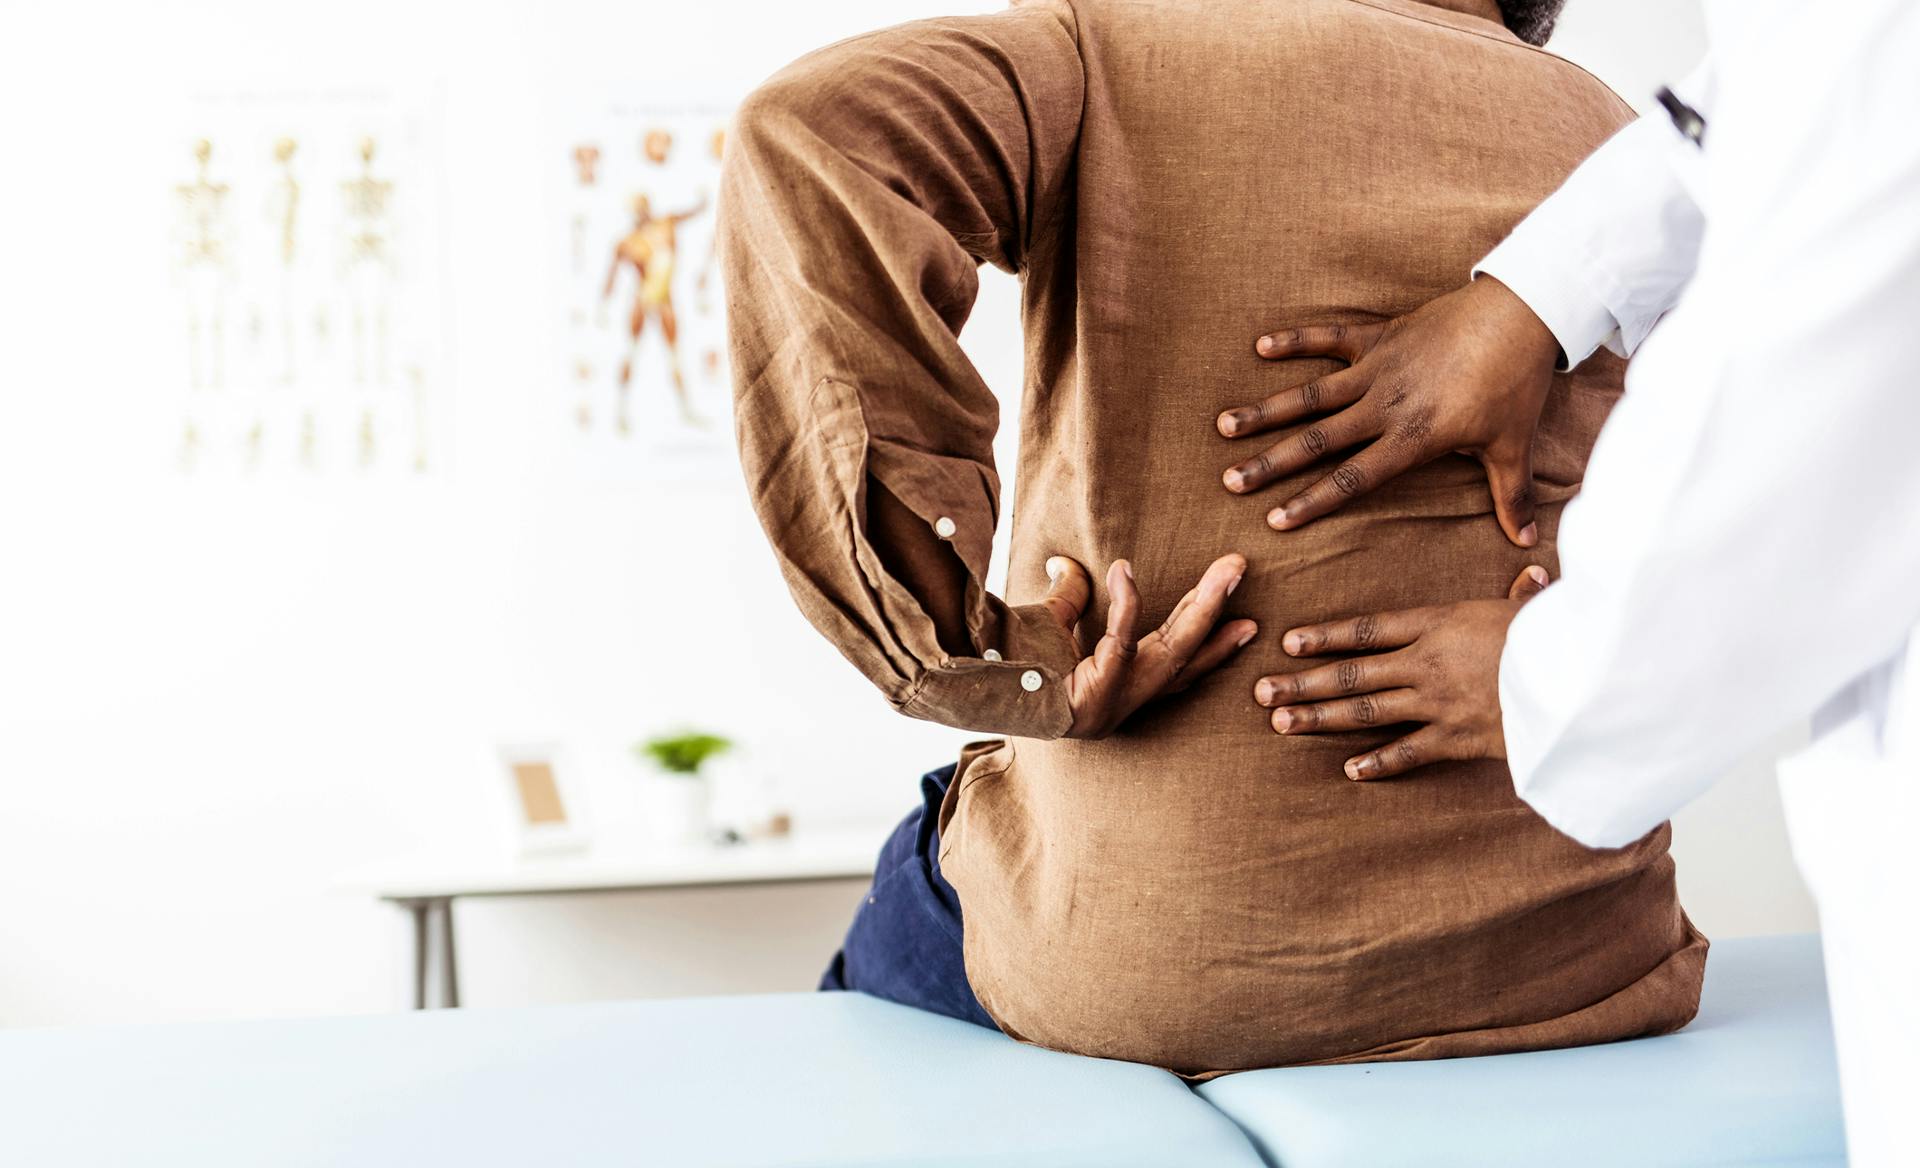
left=1477, top=2, right=1920, bottom=1162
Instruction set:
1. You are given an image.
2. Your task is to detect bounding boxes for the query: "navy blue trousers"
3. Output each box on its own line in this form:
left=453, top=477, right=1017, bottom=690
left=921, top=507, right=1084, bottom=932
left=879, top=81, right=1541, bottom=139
left=819, top=764, right=999, bottom=1031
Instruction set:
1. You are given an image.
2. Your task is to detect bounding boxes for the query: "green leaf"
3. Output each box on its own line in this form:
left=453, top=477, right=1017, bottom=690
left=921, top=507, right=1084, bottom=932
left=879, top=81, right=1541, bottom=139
left=635, top=731, right=733, bottom=775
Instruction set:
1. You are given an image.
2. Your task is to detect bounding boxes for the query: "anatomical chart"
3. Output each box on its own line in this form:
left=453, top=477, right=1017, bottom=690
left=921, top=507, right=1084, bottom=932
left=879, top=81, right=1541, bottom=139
left=171, top=90, right=446, bottom=476
left=550, top=100, right=734, bottom=476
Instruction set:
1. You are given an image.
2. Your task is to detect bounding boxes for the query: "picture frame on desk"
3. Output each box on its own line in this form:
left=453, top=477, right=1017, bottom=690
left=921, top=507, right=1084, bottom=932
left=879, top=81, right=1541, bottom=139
left=497, top=742, right=590, bottom=857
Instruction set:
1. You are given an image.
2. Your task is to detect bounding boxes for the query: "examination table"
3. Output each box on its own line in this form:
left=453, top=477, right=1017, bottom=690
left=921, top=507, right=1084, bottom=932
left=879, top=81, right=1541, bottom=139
left=0, top=934, right=1843, bottom=1166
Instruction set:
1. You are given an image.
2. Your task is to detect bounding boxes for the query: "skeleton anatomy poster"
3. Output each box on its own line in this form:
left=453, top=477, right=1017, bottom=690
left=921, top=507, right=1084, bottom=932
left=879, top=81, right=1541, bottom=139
left=548, top=98, right=735, bottom=478
left=171, top=88, right=447, bottom=477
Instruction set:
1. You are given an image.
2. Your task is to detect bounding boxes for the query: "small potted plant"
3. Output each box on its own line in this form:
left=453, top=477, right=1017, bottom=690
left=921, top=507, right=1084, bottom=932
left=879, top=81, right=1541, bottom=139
left=631, top=730, right=733, bottom=844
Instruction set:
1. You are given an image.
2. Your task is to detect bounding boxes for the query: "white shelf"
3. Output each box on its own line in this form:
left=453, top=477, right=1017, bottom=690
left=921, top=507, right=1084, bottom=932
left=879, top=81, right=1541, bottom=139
left=337, top=827, right=890, bottom=901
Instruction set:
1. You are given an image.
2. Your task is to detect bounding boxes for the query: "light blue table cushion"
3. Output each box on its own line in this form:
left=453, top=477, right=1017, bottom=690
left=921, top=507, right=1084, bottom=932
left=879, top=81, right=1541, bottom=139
left=1197, top=933, right=1845, bottom=1168
left=0, top=989, right=1263, bottom=1168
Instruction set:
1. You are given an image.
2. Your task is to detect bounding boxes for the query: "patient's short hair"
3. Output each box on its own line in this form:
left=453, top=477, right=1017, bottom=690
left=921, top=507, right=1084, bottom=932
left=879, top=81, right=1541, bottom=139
left=1496, top=0, right=1567, bottom=45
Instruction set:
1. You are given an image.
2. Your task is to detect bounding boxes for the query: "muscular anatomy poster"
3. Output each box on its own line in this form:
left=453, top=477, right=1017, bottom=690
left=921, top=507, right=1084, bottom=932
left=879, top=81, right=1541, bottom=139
left=171, top=88, right=447, bottom=477
left=548, top=98, right=734, bottom=478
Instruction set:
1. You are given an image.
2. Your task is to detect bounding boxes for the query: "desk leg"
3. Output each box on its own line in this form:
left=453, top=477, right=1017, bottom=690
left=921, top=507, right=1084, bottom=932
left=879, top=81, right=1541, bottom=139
left=438, top=897, right=460, bottom=1009
left=407, top=899, right=430, bottom=1010
left=396, top=897, right=457, bottom=1009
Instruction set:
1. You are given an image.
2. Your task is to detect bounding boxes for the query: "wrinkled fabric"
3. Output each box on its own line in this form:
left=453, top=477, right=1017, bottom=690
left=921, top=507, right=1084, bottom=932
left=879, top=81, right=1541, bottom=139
left=722, top=0, right=1705, bottom=1076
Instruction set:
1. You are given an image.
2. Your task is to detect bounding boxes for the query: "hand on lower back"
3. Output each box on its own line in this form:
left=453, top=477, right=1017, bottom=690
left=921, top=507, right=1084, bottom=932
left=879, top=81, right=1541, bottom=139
left=1251, top=565, right=1551, bottom=780
left=1040, top=553, right=1258, bottom=739
left=1215, top=276, right=1561, bottom=547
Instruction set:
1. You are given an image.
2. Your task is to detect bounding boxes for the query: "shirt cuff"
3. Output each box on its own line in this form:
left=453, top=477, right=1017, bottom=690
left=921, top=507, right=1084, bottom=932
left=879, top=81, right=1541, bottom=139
left=1474, top=238, right=1622, bottom=372
left=900, top=658, right=1074, bottom=740
left=898, top=600, right=1078, bottom=739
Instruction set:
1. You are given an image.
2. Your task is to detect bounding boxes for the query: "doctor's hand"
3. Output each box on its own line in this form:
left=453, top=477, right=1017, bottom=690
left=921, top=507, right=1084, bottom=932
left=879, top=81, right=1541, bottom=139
left=1041, top=553, right=1257, bottom=739
left=1217, top=276, right=1561, bottom=548
left=1253, top=566, right=1550, bottom=780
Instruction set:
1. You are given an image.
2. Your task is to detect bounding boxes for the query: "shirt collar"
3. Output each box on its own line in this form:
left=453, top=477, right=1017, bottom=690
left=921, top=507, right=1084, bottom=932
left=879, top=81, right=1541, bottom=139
left=1409, top=0, right=1508, bottom=29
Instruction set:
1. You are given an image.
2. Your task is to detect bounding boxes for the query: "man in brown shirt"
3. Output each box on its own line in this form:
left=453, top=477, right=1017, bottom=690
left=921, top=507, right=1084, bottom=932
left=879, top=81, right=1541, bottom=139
left=721, top=0, right=1706, bottom=1076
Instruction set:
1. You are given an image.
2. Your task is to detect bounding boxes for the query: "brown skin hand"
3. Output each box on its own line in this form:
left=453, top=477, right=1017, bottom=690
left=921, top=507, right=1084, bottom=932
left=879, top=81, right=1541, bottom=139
left=1252, top=566, right=1550, bottom=780
left=869, top=476, right=1257, bottom=736
left=1043, top=553, right=1258, bottom=739
left=1216, top=276, right=1562, bottom=547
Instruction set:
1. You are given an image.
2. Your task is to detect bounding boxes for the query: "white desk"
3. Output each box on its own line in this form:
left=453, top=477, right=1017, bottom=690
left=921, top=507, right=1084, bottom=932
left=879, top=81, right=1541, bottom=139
left=339, top=830, right=886, bottom=1009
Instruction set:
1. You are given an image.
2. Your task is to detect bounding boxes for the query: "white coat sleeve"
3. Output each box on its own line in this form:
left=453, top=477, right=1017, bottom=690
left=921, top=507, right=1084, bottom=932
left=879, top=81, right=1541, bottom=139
left=1497, top=5, right=1920, bottom=848
left=1474, top=63, right=1713, bottom=370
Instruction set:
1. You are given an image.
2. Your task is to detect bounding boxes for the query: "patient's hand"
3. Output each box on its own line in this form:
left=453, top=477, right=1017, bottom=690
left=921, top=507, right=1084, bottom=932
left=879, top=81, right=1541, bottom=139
left=1251, top=566, right=1550, bottom=779
left=1216, top=276, right=1560, bottom=548
left=1041, top=553, right=1258, bottom=738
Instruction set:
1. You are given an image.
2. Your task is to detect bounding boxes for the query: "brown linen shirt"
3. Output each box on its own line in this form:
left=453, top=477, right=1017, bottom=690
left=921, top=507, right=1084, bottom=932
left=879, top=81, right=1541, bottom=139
left=721, top=0, right=1706, bottom=1076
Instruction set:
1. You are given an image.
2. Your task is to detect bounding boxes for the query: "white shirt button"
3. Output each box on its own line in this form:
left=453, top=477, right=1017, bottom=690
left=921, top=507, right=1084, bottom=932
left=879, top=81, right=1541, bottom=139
left=934, top=516, right=957, bottom=539
left=1020, top=670, right=1044, bottom=692
left=983, top=649, right=1002, bottom=662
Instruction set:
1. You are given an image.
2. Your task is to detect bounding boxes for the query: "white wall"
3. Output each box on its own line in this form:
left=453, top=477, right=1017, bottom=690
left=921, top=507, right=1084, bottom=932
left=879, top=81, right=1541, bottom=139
left=0, top=0, right=1012, bottom=1028
left=0, top=0, right=1807, bottom=1031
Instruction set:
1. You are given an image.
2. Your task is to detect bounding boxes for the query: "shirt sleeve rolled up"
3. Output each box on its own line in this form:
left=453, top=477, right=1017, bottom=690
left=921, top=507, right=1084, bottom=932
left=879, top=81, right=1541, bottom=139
left=720, top=2, right=1086, bottom=739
